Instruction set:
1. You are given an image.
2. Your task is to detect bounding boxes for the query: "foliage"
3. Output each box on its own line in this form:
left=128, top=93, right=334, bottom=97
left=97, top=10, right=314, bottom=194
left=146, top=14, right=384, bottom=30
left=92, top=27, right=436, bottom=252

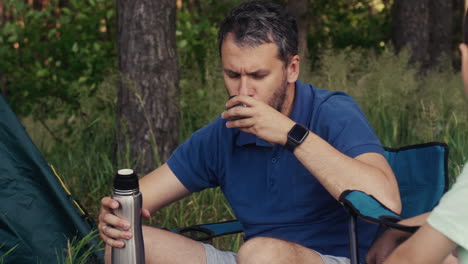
left=27, top=74, right=118, bottom=212
left=176, top=0, right=243, bottom=84
left=176, top=1, right=243, bottom=138
left=175, top=0, right=391, bottom=74
left=0, top=0, right=116, bottom=123
left=57, top=230, right=103, bottom=264
left=307, top=0, right=390, bottom=68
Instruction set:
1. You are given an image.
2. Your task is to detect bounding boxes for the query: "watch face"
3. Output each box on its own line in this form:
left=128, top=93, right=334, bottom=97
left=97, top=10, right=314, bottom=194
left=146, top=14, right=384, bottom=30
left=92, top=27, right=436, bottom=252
left=289, top=124, right=308, bottom=142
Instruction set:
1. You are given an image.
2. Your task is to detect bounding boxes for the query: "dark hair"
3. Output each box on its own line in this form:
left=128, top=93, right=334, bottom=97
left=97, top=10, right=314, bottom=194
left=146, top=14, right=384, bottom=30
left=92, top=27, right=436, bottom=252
left=218, top=1, right=298, bottom=65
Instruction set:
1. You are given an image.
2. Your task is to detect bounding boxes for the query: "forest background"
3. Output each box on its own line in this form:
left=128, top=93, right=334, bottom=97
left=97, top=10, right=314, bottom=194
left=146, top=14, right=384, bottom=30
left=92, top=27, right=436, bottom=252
left=1, top=0, right=467, bottom=256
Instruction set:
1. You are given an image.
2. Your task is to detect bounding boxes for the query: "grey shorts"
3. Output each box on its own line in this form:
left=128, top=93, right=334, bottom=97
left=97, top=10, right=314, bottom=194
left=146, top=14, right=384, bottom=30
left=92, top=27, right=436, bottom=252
left=202, top=243, right=351, bottom=264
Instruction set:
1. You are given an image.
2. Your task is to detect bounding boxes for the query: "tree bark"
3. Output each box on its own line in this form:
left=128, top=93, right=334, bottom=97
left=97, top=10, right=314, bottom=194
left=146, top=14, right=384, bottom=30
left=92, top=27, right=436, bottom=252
left=429, top=0, right=453, bottom=66
left=0, top=0, right=6, bottom=99
left=391, top=0, right=430, bottom=67
left=116, top=0, right=179, bottom=173
left=0, top=0, right=4, bottom=25
left=453, top=0, right=464, bottom=46
left=287, top=0, right=310, bottom=75
left=391, top=0, right=454, bottom=70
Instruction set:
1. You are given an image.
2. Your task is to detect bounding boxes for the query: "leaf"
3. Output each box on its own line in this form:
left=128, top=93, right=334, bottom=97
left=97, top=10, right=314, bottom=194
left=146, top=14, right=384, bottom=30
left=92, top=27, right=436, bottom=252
left=7, top=35, right=17, bottom=43
left=36, top=69, right=49, bottom=78
left=2, top=23, right=15, bottom=35
left=106, top=10, right=114, bottom=20
left=78, top=76, right=88, bottom=83
left=93, top=42, right=101, bottom=51
left=48, top=28, right=58, bottom=39
left=178, top=39, right=188, bottom=48
left=62, top=8, right=72, bottom=15
left=72, top=43, right=79, bottom=52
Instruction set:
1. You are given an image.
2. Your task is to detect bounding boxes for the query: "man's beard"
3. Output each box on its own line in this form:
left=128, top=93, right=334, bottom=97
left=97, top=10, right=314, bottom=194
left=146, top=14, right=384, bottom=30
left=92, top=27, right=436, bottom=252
left=269, top=70, right=289, bottom=113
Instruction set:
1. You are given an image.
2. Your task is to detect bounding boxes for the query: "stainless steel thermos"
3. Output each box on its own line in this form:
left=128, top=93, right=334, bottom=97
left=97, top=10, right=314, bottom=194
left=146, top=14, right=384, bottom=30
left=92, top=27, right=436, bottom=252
left=111, top=169, right=145, bottom=264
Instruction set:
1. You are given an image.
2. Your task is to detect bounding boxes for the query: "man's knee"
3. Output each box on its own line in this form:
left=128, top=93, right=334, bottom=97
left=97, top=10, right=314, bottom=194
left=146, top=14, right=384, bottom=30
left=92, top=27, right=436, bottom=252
left=237, top=237, right=292, bottom=264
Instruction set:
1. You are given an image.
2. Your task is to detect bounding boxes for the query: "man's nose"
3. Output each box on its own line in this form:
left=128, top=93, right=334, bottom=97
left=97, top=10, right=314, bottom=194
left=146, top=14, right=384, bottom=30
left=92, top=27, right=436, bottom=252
left=238, top=76, right=251, bottom=96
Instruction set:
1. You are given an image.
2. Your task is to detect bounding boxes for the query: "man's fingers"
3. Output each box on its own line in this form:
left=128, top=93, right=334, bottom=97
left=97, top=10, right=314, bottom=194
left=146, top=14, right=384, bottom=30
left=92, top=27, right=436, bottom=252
left=101, top=196, right=120, bottom=210
left=98, top=196, right=133, bottom=249
left=223, top=105, right=252, bottom=121
left=100, top=223, right=133, bottom=240
left=141, top=208, right=151, bottom=218
left=226, top=116, right=256, bottom=129
left=102, top=212, right=131, bottom=230
left=99, top=231, right=125, bottom=248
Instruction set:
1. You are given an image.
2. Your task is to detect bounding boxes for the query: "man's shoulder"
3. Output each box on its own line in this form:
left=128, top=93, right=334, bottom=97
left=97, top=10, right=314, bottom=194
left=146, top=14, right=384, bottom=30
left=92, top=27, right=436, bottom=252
left=298, top=80, right=354, bottom=106
left=187, top=116, right=236, bottom=144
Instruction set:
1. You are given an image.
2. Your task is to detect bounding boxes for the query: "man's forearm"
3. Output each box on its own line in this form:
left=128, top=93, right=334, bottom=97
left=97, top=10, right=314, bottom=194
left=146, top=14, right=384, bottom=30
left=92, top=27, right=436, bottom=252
left=293, top=131, right=401, bottom=213
left=139, top=163, right=191, bottom=213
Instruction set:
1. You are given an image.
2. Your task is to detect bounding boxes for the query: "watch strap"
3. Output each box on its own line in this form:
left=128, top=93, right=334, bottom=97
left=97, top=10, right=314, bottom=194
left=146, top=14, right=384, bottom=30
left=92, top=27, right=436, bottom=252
left=284, top=137, right=297, bottom=152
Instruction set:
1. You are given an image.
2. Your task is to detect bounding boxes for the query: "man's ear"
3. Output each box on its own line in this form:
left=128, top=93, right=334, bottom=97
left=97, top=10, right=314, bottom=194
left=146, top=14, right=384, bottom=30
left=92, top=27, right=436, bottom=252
left=287, top=55, right=300, bottom=83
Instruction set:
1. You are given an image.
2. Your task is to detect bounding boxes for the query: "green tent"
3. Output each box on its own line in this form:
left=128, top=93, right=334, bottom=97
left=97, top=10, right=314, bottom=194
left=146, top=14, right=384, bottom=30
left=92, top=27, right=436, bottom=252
left=0, top=95, right=103, bottom=263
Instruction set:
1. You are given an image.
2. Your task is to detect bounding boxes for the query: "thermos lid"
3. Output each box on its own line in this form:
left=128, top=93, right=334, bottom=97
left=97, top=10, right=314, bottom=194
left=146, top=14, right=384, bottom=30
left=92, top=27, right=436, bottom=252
left=113, top=169, right=139, bottom=190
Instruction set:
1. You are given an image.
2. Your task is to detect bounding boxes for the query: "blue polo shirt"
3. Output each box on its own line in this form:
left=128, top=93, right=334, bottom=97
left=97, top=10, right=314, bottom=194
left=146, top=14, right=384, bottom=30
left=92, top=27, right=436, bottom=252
left=167, top=80, right=383, bottom=260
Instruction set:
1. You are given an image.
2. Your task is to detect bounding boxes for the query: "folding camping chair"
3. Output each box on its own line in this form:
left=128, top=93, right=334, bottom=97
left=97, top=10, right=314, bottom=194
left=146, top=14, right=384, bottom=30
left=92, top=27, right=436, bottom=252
left=172, top=142, right=449, bottom=264
left=0, top=95, right=104, bottom=263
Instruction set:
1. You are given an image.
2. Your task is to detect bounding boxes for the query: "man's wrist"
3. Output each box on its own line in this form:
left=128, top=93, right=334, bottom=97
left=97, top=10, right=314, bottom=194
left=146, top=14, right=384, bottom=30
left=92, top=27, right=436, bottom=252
left=284, top=123, right=309, bottom=152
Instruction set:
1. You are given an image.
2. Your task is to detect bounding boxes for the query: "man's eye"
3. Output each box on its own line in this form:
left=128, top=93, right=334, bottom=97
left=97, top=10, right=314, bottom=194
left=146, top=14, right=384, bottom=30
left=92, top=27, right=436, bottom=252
left=252, top=74, right=265, bottom=80
left=227, top=73, right=240, bottom=78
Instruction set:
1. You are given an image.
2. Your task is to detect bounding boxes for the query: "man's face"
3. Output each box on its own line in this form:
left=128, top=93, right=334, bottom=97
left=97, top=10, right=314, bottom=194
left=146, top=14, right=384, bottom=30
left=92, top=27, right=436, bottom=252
left=221, top=34, right=292, bottom=113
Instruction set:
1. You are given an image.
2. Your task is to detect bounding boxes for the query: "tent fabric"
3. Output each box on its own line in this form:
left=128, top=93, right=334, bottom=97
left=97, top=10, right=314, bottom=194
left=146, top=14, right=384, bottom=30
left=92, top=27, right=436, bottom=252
left=0, top=95, right=103, bottom=263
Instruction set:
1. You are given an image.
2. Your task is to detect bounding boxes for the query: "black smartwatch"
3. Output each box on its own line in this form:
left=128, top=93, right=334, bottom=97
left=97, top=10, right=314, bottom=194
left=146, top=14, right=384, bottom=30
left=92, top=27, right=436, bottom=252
left=285, top=123, right=309, bottom=152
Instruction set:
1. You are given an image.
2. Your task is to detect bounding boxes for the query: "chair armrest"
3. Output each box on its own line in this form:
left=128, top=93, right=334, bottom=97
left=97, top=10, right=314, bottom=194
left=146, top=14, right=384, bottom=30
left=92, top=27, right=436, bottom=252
left=339, top=190, right=418, bottom=233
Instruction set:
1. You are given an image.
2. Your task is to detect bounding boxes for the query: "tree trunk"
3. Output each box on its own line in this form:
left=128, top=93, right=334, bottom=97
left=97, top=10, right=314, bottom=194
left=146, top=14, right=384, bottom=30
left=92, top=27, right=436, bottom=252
left=287, top=0, right=310, bottom=76
left=116, top=0, right=179, bottom=174
left=391, top=0, right=454, bottom=70
left=429, top=0, right=453, bottom=66
left=0, top=0, right=6, bottom=99
left=391, top=0, right=430, bottom=67
left=453, top=0, right=464, bottom=46
left=0, top=0, right=4, bottom=25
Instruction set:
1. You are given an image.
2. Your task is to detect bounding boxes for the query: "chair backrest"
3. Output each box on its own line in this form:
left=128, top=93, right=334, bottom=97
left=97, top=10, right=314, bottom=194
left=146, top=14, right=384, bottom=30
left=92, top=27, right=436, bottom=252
left=341, top=143, right=449, bottom=264
left=384, top=143, right=449, bottom=219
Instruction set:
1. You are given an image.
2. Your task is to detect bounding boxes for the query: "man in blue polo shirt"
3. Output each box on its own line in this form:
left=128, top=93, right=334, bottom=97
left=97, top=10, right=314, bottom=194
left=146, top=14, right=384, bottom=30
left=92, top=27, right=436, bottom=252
left=99, top=1, right=401, bottom=263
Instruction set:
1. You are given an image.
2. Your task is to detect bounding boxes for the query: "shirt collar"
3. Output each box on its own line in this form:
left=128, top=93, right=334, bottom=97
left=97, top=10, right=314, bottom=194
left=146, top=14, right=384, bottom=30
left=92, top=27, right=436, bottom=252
left=235, top=80, right=313, bottom=147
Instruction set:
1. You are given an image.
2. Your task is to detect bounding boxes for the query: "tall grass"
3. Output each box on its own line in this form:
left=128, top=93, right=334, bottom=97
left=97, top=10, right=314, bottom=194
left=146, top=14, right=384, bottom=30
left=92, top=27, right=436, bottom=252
left=57, top=230, right=103, bottom=264
left=0, top=244, right=18, bottom=264
left=22, top=47, right=467, bottom=260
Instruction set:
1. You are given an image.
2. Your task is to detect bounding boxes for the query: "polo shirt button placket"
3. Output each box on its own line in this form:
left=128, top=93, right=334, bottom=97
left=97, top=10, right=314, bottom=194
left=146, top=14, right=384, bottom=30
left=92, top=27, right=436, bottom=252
left=270, top=155, right=278, bottom=187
